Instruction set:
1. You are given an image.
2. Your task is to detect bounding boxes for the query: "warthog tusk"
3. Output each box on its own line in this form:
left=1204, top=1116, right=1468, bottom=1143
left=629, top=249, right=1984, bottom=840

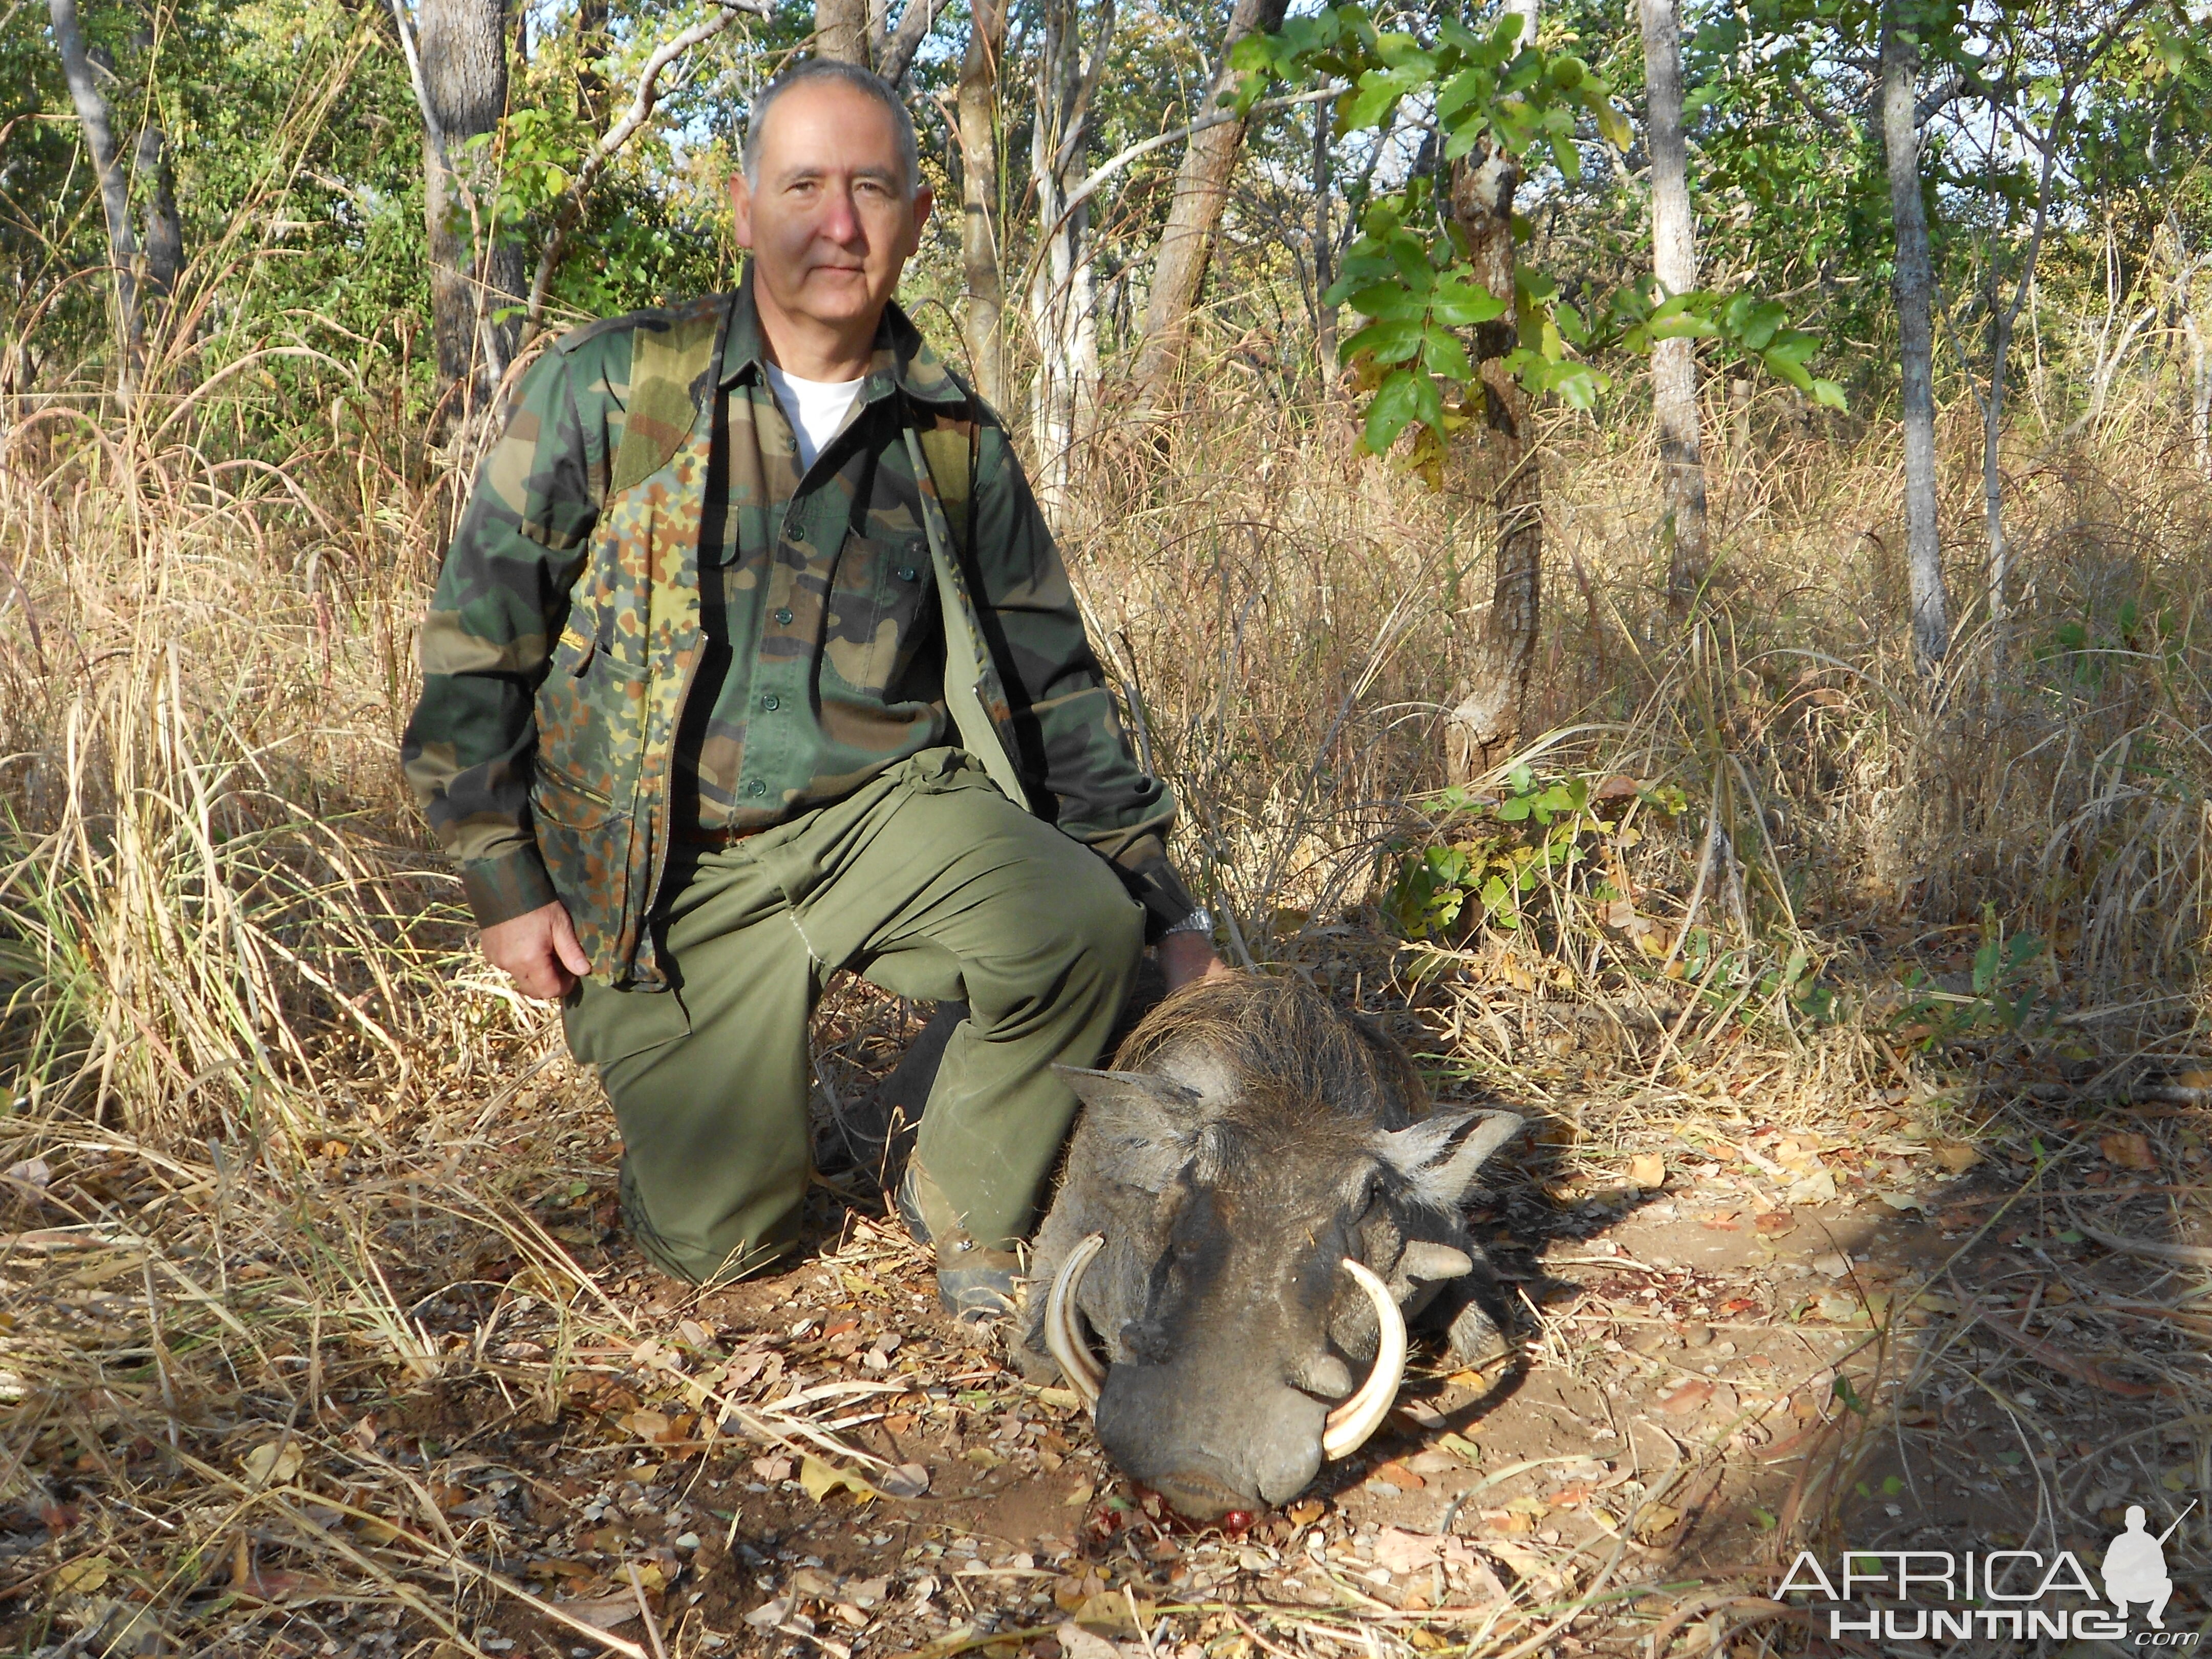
left=1398, top=1241, right=1474, bottom=1282
left=1322, top=1259, right=1406, bottom=1461
left=1046, top=1233, right=1108, bottom=1412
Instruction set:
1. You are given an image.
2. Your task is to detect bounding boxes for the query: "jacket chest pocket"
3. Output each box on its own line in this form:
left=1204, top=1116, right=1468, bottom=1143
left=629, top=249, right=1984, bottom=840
left=823, top=530, right=931, bottom=695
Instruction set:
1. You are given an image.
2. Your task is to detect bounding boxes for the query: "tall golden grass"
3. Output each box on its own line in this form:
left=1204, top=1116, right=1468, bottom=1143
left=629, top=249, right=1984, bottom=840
left=3, top=349, right=2208, bottom=1146
left=0, top=395, right=531, bottom=1147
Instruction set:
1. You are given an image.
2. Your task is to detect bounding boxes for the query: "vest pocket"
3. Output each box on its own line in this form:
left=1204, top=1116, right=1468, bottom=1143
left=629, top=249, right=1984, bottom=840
left=529, top=759, right=638, bottom=977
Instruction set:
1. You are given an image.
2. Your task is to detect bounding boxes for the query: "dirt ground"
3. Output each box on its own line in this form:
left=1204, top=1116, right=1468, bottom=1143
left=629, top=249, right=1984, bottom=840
left=6, top=947, right=2211, bottom=1659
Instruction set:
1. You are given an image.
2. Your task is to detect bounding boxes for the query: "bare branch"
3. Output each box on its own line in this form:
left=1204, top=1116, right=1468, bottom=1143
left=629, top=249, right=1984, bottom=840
left=521, top=0, right=771, bottom=345
left=877, top=0, right=939, bottom=87
left=1052, top=87, right=1342, bottom=244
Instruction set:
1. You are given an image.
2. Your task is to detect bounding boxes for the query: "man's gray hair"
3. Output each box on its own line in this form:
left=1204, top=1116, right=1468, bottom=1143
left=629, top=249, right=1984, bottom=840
left=743, top=59, right=922, bottom=200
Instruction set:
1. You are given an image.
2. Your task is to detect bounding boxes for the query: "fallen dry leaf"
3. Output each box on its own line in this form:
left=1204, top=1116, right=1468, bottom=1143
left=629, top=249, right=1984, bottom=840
left=1655, top=1379, right=1714, bottom=1415
left=2100, top=1132, right=2159, bottom=1172
left=241, top=1437, right=303, bottom=1487
left=1071, top=1591, right=1155, bottom=1636
left=235, top=1568, right=341, bottom=1602
left=743, top=1592, right=798, bottom=1629
left=1786, top=1168, right=1839, bottom=1204
left=54, top=1557, right=110, bottom=1595
left=556, top=1592, right=642, bottom=1631
left=876, top=1462, right=930, bottom=1498
left=1634, top=1502, right=1684, bottom=1541
left=1627, top=1154, right=1667, bottom=1189
left=1371, top=1460, right=1426, bottom=1492
left=1058, top=1620, right=1142, bottom=1659
left=799, top=1455, right=878, bottom=1502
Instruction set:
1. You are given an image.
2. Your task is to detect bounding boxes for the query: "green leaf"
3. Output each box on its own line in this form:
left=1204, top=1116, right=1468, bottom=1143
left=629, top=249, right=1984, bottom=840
left=1591, top=96, right=1632, bottom=151
left=1434, top=64, right=1497, bottom=125
left=1344, top=63, right=1425, bottom=129
left=1427, top=275, right=1508, bottom=327
left=1419, top=324, right=1474, bottom=381
left=1343, top=282, right=1426, bottom=321
left=1343, top=317, right=1422, bottom=365
left=1360, top=368, right=1426, bottom=453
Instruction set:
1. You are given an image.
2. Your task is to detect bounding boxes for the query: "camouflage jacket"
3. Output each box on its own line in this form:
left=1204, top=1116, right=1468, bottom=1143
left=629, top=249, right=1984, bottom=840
left=402, top=276, right=1194, bottom=989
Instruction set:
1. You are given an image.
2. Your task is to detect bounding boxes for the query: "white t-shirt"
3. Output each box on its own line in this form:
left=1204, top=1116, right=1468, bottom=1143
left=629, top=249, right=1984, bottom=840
left=764, top=360, right=866, bottom=470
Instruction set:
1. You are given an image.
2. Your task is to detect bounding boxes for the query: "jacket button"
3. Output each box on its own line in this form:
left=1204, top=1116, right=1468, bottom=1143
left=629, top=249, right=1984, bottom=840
left=896, top=565, right=918, bottom=583
left=761, top=693, right=779, bottom=711
left=774, top=606, right=794, bottom=625
left=747, top=779, right=768, bottom=797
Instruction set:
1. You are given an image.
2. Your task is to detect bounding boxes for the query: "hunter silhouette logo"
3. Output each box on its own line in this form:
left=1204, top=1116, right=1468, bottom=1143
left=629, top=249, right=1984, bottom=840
left=1779, top=1501, right=2200, bottom=1645
left=2105, top=1503, right=2192, bottom=1629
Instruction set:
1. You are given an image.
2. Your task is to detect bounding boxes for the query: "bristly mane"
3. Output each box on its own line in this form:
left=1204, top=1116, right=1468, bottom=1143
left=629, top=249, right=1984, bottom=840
left=1113, top=974, right=1430, bottom=1133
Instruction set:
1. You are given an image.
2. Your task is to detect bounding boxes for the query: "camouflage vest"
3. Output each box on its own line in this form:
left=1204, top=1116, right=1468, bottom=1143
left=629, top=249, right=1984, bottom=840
left=529, top=292, right=1032, bottom=990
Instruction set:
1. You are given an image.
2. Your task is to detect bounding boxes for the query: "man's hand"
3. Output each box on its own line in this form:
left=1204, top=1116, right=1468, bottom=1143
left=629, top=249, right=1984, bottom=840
left=480, top=901, right=592, bottom=1000
left=1158, top=930, right=1231, bottom=991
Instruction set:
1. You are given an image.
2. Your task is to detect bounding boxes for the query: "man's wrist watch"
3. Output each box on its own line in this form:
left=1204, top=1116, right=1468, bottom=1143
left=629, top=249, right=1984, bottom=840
left=1161, top=906, right=1215, bottom=939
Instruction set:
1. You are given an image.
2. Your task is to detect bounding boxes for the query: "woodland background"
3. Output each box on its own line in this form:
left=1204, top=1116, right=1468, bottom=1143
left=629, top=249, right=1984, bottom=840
left=5, top=0, right=2212, bottom=1655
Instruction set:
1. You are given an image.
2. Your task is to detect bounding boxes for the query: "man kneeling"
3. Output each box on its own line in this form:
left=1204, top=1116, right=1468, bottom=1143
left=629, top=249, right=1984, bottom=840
left=402, top=60, right=1222, bottom=1315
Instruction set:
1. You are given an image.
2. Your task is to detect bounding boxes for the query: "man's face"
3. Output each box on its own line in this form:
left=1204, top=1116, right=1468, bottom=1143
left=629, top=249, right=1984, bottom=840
left=731, top=81, right=932, bottom=348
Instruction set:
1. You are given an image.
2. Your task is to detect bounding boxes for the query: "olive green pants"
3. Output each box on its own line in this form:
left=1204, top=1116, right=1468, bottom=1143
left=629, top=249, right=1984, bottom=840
left=562, top=748, right=1145, bottom=1284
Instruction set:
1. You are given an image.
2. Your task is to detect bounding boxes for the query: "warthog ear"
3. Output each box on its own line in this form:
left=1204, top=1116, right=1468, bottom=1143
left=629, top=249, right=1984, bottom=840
left=1378, top=1109, right=1525, bottom=1209
left=1055, top=1066, right=1206, bottom=1193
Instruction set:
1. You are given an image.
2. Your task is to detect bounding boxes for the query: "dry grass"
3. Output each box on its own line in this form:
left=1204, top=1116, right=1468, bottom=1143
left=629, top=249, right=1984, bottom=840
left=5, top=329, right=2212, bottom=1656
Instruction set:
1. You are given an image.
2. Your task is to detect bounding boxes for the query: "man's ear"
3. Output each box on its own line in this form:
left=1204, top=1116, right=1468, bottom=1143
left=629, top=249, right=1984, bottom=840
left=905, top=182, right=934, bottom=256
left=729, top=172, right=756, bottom=249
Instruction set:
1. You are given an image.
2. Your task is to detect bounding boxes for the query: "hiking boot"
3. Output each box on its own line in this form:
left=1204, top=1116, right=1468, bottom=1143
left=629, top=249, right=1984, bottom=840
left=893, top=1164, right=934, bottom=1248
left=934, top=1236, right=1024, bottom=1323
left=894, top=1166, right=1023, bottom=1321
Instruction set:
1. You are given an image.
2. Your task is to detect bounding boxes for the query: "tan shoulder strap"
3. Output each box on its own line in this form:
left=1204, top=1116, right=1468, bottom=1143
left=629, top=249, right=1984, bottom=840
left=902, top=423, right=1028, bottom=812
left=607, top=297, right=727, bottom=498
left=916, top=422, right=976, bottom=551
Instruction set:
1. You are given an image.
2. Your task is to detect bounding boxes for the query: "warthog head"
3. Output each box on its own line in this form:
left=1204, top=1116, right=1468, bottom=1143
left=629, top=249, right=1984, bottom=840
left=1019, top=974, right=1521, bottom=1520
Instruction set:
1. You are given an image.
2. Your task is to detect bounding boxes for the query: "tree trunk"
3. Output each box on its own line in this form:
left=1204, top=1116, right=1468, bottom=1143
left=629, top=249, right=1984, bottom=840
left=1879, top=0, right=1948, bottom=672
left=1027, top=0, right=1114, bottom=522
left=1313, top=99, right=1336, bottom=381
left=574, top=0, right=607, bottom=122
left=417, top=0, right=524, bottom=417
left=132, top=122, right=182, bottom=306
left=956, top=0, right=1007, bottom=406
left=1126, top=0, right=1291, bottom=412
left=1443, top=137, right=1541, bottom=783
left=49, top=0, right=142, bottom=395
left=816, top=0, right=870, bottom=64
left=1639, top=0, right=1708, bottom=618
left=2183, top=297, right=2208, bottom=477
